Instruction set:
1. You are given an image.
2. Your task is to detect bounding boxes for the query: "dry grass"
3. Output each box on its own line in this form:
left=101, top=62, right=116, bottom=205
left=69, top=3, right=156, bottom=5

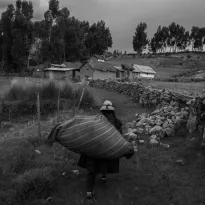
left=141, top=80, right=205, bottom=97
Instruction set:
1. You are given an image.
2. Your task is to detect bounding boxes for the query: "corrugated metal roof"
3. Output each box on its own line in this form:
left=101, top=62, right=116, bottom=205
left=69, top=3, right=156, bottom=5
left=50, top=64, right=66, bottom=68
left=44, top=67, right=78, bottom=72
left=132, top=64, right=156, bottom=74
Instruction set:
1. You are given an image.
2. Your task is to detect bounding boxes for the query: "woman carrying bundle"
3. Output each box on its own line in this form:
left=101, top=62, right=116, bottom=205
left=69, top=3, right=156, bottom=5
left=78, top=100, right=137, bottom=204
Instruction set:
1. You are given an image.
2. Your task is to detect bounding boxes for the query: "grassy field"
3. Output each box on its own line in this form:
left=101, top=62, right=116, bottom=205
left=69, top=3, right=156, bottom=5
left=108, top=57, right=190, bottom=78
left=141, top=80, right=205, bottom=96
left=0, top=87, right=205, bottom=204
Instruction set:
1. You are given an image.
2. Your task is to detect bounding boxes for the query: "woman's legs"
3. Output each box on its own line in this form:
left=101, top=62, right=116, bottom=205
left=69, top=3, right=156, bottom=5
left=100, top=161, right=107, bottom=183
left=86, top=172, right=96, bottom=197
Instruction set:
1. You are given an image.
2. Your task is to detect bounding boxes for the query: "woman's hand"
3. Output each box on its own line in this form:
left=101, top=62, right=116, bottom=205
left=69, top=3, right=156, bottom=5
left=133, top=145, right=138, bottom=153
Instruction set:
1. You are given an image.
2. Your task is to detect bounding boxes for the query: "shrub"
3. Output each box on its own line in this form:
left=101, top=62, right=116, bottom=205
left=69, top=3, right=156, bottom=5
left=75, top=86, right=96, bottom=110
left=4, top=80, right=69, bottom=102
left=60, top=84, right=73, bottom=99
left=40, top=81, right=59, bottom=100
left=13, top=167, right=53, bottom=202
left=29, top=59, right=37, bottom=66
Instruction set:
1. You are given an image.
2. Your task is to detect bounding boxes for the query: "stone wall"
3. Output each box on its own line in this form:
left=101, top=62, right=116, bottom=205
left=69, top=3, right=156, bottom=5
left=89, top=79, right=192, bottom=109
left=89, top=79, right=205, bottom=141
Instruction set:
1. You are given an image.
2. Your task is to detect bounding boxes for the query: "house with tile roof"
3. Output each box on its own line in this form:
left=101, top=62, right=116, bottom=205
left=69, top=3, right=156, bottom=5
left=79, top=60, right=117, bottom=80
left=131, top=64, right=156, bottom=79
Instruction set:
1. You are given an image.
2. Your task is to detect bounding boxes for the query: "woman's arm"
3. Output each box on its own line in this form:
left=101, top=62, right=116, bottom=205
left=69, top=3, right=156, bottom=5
left=115, top=118, right=123, bottom=134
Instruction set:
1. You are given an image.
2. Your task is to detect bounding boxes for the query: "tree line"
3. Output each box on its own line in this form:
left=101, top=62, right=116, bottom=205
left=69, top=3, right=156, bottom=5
left=0, top=0, right=112, bottom=73
left=133, top=22, right=205, bottom=54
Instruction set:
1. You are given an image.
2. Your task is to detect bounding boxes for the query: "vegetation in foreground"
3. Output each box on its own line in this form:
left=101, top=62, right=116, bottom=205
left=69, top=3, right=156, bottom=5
left=0, top=114, right=205, bottom=205
left=1, top=79, right=96, bottom=121
left=0, top=86, right=205, bottom=204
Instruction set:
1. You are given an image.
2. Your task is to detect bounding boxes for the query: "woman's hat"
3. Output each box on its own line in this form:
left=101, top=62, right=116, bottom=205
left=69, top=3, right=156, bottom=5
left=100, top=100, right=114, bottom=111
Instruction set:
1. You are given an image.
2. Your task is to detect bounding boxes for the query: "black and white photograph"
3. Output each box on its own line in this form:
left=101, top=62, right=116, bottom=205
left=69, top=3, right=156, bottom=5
left=0, top=0, right=205, bottom=204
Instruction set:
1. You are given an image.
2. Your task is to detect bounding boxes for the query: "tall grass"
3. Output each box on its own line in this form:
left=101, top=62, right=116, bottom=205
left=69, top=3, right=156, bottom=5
left=3, top=79, right=97, bottom=117
left=4, top=79, right=74, bottom=101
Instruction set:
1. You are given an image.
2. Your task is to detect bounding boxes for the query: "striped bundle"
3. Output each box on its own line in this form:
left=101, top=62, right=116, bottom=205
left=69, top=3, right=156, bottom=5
left=47, top=114, right=132, bottom=159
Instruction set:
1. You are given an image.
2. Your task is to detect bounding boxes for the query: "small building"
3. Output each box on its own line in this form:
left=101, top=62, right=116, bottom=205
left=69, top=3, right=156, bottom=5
left=131, top=64, right=156, bottom=79
left=114, top=66, right=126, bottom=79
left=79, top=61, right=117, bottom=80
left=43, top=67, right=80, bottom=79
left=44, top=62, right=81, bottom=79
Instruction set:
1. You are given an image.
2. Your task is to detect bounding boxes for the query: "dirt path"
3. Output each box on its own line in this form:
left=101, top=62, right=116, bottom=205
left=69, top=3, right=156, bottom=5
left=90, top=87, right=152, bottom=124
left=62, top=88, right=205, bottom=205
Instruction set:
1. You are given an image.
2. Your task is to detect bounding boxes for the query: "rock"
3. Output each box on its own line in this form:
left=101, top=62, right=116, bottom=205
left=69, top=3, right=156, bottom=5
left=34, top=150, right=42, bottom=155
left=175, top=159, right=185, bottom=165
left=136, top=118, right=147, bottom=126
left=167, top=106, right=173, bottom=112
left=72, top=170, right=79, bottom=176
left=145, top=125, right=152, bottom=133
left=160, top=142, right=170, bottom=148
left=175, top=116, right=182, bottom=126
left=150, top=120, right=156, bottom=126
left=46, top=197, right=53, bottom=202
left=151, top=109, right=161, bottom=115
left=171, top=116, right=176, bottom=122
left=134, top=127, right=144, bottom=134
left=149, top=125, right=162, bottom=134
left=150, top=138, right=159, bottom=144
left=186, top=100, right=192, bottom=105
left=162, top=120, right=169, bottom=128
left=167, top=119, right=172, bottom=124
left=151, top=98, right=158, bottom=105
left=150, top=135, right=160, bottom=144
left=176, top=112, right=182, bottom=116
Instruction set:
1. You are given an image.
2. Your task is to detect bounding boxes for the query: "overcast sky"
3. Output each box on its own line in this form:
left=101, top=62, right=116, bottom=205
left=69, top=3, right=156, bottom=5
left=1, top=0, right=205, bottom=52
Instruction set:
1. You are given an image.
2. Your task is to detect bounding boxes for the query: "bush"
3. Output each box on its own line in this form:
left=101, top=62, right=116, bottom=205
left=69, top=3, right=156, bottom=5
left=2, top=99, right=71, bottom=120
left=13, top=167, right=53, bottom=202
left=29, top=59, right=38, bottom=66
left=4, top=80, right=72, bottom=102
left=60, top=84, right=73, bottom=99
left=75, top=86, right=96, bottom=110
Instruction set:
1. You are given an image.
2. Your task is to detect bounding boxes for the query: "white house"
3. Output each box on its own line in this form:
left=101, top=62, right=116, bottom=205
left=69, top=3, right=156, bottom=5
left=131, top=64, right=156, bottom=79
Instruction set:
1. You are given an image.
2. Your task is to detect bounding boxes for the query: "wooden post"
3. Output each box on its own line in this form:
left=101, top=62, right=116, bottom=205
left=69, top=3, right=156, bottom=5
left=57, top=87, right=60, bottom=123
left=37, top=93, right=41, bottom=142
left=0, top=97, right=4, bottom=128
left=73, top=91, right=76, bottom=117
left=0, top=97, right=3, bottom=128
left=9, top=110, right=11, bottom=122
left=201, top=126, right=205, bottom=148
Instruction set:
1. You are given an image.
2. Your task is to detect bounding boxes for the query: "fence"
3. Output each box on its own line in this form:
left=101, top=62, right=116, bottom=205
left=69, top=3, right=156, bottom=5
left=0, top=82, right=86, bottom=143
